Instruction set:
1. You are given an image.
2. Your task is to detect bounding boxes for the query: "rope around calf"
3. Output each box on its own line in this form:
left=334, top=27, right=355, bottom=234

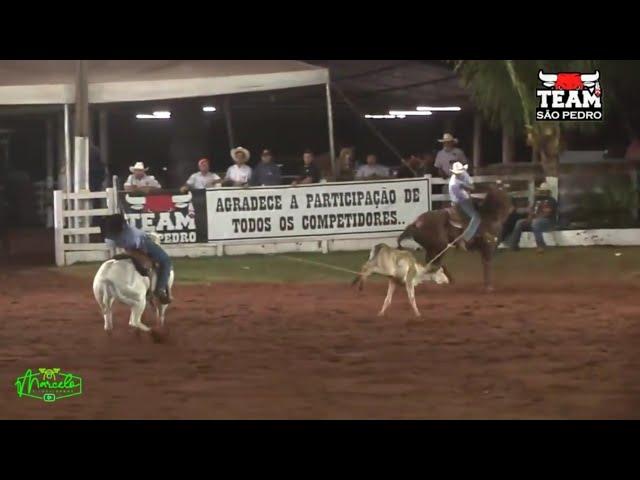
left=275, top=233, right=465, bottom=277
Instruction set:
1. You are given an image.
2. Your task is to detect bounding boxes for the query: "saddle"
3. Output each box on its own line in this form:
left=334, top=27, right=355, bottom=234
left=113, top=251, right=156, bottom=278
left=445, top=204, right=499, bottom=246
left=446, top=205, right=466, bottom=230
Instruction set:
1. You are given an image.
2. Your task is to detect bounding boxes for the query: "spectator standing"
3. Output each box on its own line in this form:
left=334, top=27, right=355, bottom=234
left=355, top=154, right=390, bottom=180
left=434, top=133, right=468, bottom=179
left=292, top=149, right=321, bottom=185
left=509, top=182, right=558, bottom=253
left=224, top=147, right=252, bottom=187
left=250, top=149, right=282, bottom=186
left=124, top=162, right=161, bottom=193
left=181, top=158, right=222, bottom=193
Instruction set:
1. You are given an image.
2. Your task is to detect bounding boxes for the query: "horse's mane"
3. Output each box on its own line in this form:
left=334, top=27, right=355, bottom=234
left=479, top=184, right=512, bottom=222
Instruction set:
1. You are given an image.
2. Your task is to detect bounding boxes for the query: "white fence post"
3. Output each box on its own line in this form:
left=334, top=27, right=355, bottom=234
left=105, top=187, right=115, bottom=257
left=53, top=190, right=65, bottom=266
left=527, top=176, right=536, bottom=209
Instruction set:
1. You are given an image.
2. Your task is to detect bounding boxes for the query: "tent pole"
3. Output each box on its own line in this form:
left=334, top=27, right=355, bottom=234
left=74, top=60, right=90, bottom=243
left=325, top=82, right=336, bottom=178
left=224, top=96, right=235, bottom=149
left=63, top=103, right=74, bottom=240
left=99, top=109, right=109, bottom=188
left=45, top=117, right=55, bottom=227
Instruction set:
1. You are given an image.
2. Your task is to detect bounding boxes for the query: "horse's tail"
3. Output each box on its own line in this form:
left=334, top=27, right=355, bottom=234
left=397, top=223, right=419, bottom=250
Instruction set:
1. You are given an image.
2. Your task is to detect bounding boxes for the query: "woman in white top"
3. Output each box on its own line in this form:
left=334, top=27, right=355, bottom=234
left=180, top=158, right=222, bottom=193
left=124, top=162, right=161, bottom=192
left=224, top=147, right=252, bottom=186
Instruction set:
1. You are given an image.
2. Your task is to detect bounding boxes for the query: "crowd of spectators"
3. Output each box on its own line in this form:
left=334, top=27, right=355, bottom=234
left=121, top=131, right=471, bottom=193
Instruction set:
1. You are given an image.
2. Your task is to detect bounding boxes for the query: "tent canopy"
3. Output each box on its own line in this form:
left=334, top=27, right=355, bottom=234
left=0, top=60, right=329, bottom=105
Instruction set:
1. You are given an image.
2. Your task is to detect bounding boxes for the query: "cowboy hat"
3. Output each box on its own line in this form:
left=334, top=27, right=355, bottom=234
left=437, top=133, right=458, bottom=143
left=537, top=182, right=551, bottom=191
left=129, top=161, right=149, bottom=173
left=450, top=161, right=468, bottom=175
left=230, top=147, right=251, bottom=161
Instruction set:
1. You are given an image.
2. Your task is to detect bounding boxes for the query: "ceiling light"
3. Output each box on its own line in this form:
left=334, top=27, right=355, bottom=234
left=388, top=110, right=433, bottom=116
left=416, top=106, right=461, bottom=112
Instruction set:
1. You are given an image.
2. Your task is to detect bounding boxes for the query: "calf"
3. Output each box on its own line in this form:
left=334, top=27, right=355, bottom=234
left=352, top=243, right=449, bottom=318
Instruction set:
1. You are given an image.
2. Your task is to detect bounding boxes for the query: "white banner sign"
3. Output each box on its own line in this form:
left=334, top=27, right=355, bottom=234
left=206, top=178, right=431, bottom=242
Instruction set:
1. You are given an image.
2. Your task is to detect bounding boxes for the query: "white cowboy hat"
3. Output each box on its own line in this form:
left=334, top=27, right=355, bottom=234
left=129, top=161, right=149, bottom=173
left=537, top=182, right=551, bottom=191
left=450, top=161, right=468, bottom=175
left=230, top=146, right=251, bottom=161
left=437, top=133, right=458, bottom=143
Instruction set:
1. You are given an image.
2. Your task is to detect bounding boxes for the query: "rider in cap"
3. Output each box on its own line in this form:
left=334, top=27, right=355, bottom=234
left=101, top=214, right=173, bottom=304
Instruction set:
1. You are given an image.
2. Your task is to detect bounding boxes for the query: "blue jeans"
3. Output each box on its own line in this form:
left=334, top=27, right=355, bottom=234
left=141, top=236, right=172, bottom=292
left=456, top=199, right=481, bottom=241
left=510, top=217, right=552, bottom=249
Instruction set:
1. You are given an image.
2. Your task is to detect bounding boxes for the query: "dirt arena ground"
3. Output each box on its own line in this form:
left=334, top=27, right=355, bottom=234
left=2, top=247, right=640, bottom=419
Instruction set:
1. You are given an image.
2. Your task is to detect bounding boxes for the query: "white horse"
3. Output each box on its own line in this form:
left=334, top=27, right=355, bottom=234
left=92, top=233, right=174, bottom=332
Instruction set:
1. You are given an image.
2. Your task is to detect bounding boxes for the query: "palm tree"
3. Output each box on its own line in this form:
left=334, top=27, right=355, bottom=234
left=453, top=60, right=603, bottom=176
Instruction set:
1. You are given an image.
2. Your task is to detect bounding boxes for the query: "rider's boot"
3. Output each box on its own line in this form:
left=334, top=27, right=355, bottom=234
left=155, top=287, right=172, bottom=305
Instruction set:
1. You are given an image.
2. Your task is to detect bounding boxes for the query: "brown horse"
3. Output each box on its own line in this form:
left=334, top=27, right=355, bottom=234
left=397, top=183, right=513, bottom=292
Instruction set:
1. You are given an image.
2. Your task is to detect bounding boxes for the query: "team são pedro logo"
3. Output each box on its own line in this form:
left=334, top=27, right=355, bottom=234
left=536, top=70, right=602, bottom=121
left=125, top=191, right=199, bottom=244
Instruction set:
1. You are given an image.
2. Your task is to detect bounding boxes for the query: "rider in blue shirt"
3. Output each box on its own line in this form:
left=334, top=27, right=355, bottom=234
left=102, top=214, right=172, bottom=304
left=449, top=161, right=480, bottom=250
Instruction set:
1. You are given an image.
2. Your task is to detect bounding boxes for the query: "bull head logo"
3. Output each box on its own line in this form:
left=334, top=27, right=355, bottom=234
left=39, top=368, right=60, bottom=381
left=125, top=192, right=193, bottom=213
left=538, top=70, right=600, bottom=95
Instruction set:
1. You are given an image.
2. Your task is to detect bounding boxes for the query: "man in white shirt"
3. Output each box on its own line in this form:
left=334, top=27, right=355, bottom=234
left=355, top=154, right=390, bottom=180
left=434, top=133, right=468, bottom=179
left=180, top=158, right=222, bottom=193
left=224, top=147, right=252, bottom=187
left=124, top=162, right=161, bottom=192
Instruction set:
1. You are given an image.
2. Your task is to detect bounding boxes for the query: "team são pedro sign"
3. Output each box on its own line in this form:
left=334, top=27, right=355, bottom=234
left=120, top=178, right=431, bottom=244
left=120, top=189, right=208, bottom=244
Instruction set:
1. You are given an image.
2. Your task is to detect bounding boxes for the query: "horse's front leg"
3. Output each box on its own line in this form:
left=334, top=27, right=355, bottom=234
left=480, top=243, right=494, bottom=292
